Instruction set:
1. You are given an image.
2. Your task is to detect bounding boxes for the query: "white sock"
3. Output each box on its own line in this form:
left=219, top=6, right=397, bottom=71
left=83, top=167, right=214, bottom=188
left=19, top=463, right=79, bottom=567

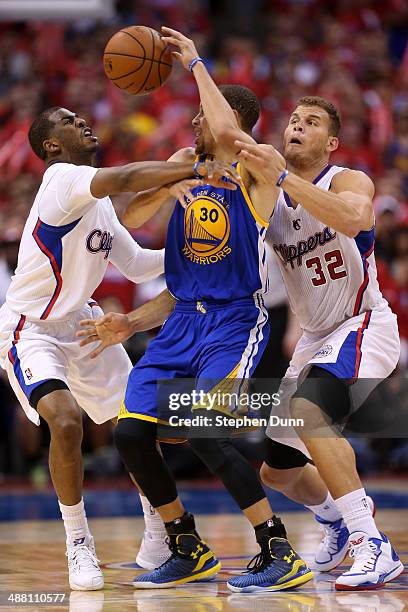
left=305, top=492, right=342, bottom=522
left=335, top=488, right=380, bottom=539
left=140, top=495, right=166, bottom=536
left=59, top=498, right=90, bottom=546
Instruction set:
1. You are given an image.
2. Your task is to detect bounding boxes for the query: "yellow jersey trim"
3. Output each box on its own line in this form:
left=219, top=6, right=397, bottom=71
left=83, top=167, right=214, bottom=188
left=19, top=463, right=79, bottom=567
left=236, top=162, right=269, bottom=228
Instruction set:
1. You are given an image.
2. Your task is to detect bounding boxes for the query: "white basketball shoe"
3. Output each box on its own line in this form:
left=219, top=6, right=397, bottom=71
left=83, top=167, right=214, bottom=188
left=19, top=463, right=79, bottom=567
left=136, top=530, right=171, bottom=570
left=67, top=534, right=104, bottom=591
left=310, top=496, right=375, bottom=572
left=335, top=531, right=404, bottom=590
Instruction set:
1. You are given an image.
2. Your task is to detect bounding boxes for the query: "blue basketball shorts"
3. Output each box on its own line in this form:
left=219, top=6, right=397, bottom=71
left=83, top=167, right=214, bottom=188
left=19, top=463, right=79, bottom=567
left=119, top=296, right=269, bottom=423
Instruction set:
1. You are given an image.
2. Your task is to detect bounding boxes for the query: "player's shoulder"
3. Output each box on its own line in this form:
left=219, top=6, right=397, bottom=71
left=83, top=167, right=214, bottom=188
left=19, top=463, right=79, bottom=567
left=167, top=147, right=195, bottom=163
left=330, top=167, right=374, bottom=194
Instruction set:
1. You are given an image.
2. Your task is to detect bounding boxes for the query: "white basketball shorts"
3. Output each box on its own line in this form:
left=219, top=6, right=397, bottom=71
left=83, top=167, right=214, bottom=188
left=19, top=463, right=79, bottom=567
left=266, top=307, right=400, bottom=458
left=0, top=302, right=132, bottom=425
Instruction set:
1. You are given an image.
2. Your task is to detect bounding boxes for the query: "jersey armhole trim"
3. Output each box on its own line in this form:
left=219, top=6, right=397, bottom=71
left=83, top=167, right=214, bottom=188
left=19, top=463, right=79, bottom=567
left=236, top=162, right=269, bottom=228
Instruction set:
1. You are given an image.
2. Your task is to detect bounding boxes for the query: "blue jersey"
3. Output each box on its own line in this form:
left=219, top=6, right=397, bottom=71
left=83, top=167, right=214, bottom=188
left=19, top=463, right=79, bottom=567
left=165, top=161, right=269, bottom=302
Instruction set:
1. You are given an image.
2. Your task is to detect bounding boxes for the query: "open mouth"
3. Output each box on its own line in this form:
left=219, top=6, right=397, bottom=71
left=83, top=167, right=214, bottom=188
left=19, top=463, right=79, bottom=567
left=289, top=137, right=302, bottom=145
left=83, top=128, right=97, bottom=140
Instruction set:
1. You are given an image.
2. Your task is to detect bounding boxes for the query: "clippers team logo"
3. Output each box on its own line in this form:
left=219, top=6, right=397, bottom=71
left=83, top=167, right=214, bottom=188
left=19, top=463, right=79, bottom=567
left=183, top=196, right=231, bottom=265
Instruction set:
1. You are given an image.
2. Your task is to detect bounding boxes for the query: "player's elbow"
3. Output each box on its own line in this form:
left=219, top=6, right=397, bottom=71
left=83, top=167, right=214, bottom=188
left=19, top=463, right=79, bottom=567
left=122, top=209, right=141, bottom=228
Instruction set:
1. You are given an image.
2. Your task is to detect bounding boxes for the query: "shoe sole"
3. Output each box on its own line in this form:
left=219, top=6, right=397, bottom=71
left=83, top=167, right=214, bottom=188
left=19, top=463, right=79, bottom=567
left=312, top=499, right=377, bottom=573
left=335, top=562, right=404, bottom=591
left=133, top=560, right=221, bottom=589
left=227, top=569, right=314, bottom=593
left=69, top=579, right=104, bottom=591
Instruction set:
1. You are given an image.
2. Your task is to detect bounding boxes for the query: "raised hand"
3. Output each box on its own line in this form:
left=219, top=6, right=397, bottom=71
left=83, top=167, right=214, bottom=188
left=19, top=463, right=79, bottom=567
left=76, top=312, right=134, bottom=359
left=161, top=27, right=200, bottom=71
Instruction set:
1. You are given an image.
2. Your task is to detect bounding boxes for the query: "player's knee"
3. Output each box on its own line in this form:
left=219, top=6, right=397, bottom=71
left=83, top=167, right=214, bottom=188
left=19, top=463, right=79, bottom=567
left=114, top=418, right=156, bottom=466
left=260, top=462, right=298, bottom=490
left=188, top=437, right=228, bottom=472
left=48, top=410, right=83, bottom=449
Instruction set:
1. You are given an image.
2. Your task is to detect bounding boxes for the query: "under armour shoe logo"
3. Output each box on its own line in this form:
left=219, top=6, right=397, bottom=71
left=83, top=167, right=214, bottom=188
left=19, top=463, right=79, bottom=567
left=73, top=537, right=85, bottom=546
left=191, top=544, right=204, bottom=559
left=350, top=536, right=365, bottom=546
left=284, top=550, right=295, bottom=564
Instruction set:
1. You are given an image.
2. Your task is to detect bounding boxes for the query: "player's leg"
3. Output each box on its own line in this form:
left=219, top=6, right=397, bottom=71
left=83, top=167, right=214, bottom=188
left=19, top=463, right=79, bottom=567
left=260, top=439, right=374, bottom=572
left=0, top=311, right=103, bottom=591
left=33, top=385, right=104, bottom=591
left=113, top=310, right=222, bottom=588
left=69, top=301, right=168, bottom=570
left=291, top=311, right=403, bottom=590
left=192, top=300, right=313, bottom=592
left=114, top=417, right=221, bottom=588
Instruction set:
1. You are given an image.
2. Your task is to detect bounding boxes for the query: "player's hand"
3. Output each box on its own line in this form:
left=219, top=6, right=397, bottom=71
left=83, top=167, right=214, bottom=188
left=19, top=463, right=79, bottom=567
left=161, top=27, right=200, bottom=71
left=167, top=179, right=203, bottom=207
left=76, top=312, right=134, bottom=359
left=196, top=160, right=242, bottom=190
left=234, top=140, right=286, bottom=184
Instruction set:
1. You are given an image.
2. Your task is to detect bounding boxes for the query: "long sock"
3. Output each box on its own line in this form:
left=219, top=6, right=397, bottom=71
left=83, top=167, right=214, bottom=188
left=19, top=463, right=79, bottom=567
left=59, top=498, right=90, bottom=546
left=140, top=494, right=166, bottom=537
left=305, top=492, right=342, bottom=522
left=335, top=488, right=380, bottom=539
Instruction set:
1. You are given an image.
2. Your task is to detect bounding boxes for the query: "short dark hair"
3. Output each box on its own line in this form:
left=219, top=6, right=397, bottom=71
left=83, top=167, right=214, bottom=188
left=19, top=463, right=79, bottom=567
left=28, top=107, right=60, bottom=160
left=296, top=96, right=341, bottom=136
left=219, top=84, right=260, bottom=133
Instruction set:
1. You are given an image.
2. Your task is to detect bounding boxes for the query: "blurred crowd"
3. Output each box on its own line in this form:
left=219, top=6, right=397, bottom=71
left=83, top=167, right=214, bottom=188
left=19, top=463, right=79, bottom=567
left=0, top=0, right=408, bottom=481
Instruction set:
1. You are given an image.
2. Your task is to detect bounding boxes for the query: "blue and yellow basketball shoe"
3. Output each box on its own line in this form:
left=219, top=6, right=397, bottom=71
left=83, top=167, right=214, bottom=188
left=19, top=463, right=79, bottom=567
left=133, top=513, right=221, bottom=588
left=227, top=520, right=313, bottom=593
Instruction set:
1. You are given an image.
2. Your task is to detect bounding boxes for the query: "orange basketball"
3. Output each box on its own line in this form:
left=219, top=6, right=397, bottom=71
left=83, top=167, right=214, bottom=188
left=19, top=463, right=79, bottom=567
left=103, top=26, right=172, bottom=95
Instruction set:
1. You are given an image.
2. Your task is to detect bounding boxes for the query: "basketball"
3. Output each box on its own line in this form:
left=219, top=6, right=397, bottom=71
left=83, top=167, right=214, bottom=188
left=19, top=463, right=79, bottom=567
left=103, top=26, right=172, bottom=95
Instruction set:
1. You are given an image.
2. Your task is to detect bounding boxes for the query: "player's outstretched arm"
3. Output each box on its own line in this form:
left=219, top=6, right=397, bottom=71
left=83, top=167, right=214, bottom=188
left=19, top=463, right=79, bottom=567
left=161, top=27, right=279, bottom=222
left=161, top=27, right=254, bottom=153
left=90, top=156, right=239, bottom=200
left=122, top=148, right=199, bottom=228
left=77, top=289, right=176, bottom=358
left=236, top=141, right=374, bottom=237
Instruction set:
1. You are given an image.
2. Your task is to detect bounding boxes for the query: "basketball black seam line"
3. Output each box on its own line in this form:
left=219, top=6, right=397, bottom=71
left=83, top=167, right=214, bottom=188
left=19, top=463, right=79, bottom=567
left=133, top=28, right=156, bottom=95
left=104, top=52, right=172, bottom=68
left=120, top=29, right=146, bottom=59
left=108, top=66, right=146, bottom=81
left=157, top=44, right=169, bottom=85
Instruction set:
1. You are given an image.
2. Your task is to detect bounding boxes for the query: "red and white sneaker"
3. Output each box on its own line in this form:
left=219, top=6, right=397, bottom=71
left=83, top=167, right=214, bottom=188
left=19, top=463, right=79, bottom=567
left=311, top=496, right=375, bottom=572
left=335, top=531, right=404, bottom=591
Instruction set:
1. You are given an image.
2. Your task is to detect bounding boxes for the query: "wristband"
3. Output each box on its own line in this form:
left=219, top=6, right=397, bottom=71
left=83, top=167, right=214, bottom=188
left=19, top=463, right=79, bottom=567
left=276, top=169, right=289, bottom=187
left=189, top=57, right=204, bottom=72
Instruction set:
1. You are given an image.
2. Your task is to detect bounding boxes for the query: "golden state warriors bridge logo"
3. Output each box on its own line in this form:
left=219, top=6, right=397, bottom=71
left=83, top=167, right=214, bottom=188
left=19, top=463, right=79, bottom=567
left=183, top=196, right=231, bottom=265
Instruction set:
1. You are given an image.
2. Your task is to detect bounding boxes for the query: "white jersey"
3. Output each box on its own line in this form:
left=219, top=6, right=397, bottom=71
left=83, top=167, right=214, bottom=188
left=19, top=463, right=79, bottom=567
left=6, top=162, right=164, bottom=321
left=266, top=164, right=390, bottom=333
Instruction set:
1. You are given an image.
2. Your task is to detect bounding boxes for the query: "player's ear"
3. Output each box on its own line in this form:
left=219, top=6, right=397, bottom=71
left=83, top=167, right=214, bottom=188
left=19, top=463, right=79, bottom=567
left=327, top=136, right=338, bottom=153
left=43, top=137, right=61, bottom=156
left=233, top=109, right=243, bottom=130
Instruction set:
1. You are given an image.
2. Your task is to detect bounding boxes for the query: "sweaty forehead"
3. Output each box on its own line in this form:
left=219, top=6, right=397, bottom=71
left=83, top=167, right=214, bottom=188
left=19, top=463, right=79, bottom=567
left=291, top=106, right=329, bottom=121
left=49, top=108, right=75, bottom=123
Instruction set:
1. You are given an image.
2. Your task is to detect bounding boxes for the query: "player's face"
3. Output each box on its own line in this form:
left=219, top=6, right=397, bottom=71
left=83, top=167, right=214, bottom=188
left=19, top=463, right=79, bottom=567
left=192, top=105, right=216, bottom=155
left=48, top=108, right=99, bottom=158
left=283, top=106, right=338, bottom=167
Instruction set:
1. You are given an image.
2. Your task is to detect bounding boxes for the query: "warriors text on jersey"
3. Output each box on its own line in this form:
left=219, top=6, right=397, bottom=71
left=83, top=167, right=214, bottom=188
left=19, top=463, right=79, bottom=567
left=267, top=164, right=389, bottom=333
left=165, top=161, right=268, bottom=301
left=6, top=162, right=164, bottom=321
